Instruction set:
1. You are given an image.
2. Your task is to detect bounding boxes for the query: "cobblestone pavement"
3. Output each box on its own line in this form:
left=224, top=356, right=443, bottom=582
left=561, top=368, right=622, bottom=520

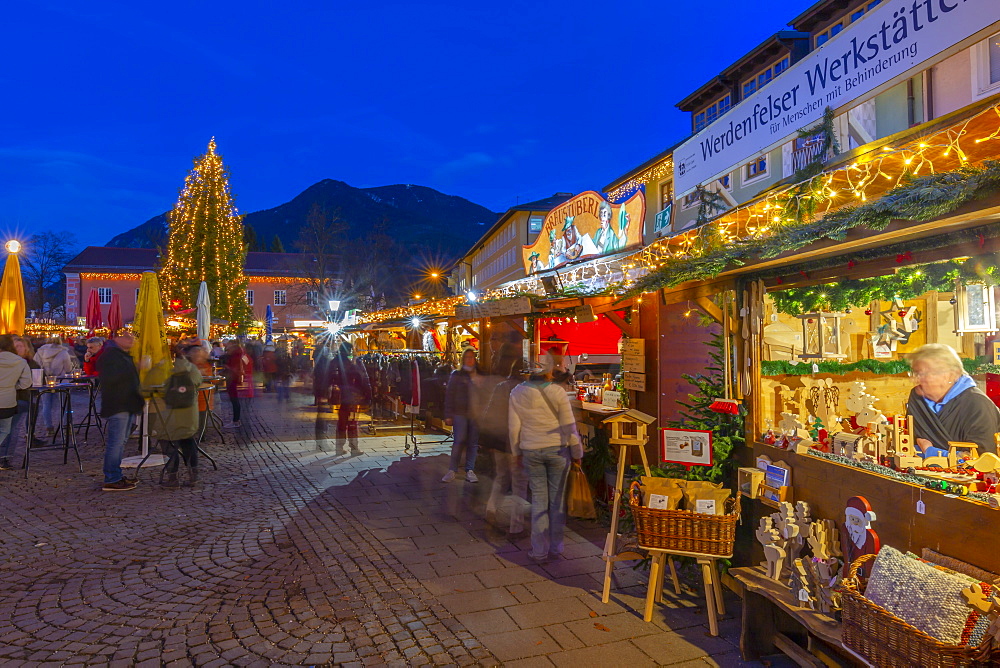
left=0, top=385, right=788, bottom=667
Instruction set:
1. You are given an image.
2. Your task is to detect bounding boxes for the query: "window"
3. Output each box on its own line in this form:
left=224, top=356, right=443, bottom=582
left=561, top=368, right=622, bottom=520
left=98, top=287, right=112, bottom=304
left=694, top=95, right=731, bottom=132
left=273, top=290, right=286, bottom=306
left=681, top=191, right=701, bottom=209
left=816, top=23, right=843, bottom=47
left=973, top=32, right=1000, bottom=98
left=660, top=182, right=673, bottom=210
left=717, top=175, right=731, bottom=190
left=745, top=155, right=768, bottom=182
left=305, top=290, right=318, bottom=306
left=246, top=290, right=254, bottom=306
left=528, top=215, right=543, bottom=233
left=745, top=58, right=790, bottom=98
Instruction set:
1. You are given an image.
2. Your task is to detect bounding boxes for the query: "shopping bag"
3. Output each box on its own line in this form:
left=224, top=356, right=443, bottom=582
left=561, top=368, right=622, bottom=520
left=566, top=463, right=597, bottom=519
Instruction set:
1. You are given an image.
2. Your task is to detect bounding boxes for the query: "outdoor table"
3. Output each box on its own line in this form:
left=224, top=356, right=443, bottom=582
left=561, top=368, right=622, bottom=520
left=197, top=379, right=225, bottom=443
left=22, top=383, right=84, bottom=478
left=59, top=374, right=102, bottom=440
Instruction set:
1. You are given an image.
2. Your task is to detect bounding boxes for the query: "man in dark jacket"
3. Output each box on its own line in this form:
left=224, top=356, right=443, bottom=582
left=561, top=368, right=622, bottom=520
left=96, top=333, right=144, bottom=491
left=329, top=343, right=370, bottom=456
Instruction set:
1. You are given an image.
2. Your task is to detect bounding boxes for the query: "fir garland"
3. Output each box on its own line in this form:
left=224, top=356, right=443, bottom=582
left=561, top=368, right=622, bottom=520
left=769, top=256, right=1000, bottom=314
left=761, top=357, right=983, bottom=376
left=621, top=160, right=1000, bottom=298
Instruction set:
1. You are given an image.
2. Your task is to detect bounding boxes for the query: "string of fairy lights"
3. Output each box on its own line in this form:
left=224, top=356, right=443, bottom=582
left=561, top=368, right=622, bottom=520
left=358, top=100, right=1000, bottom=326
left=622, top=102, right=1000, bottom=280
left=159, top=138, right=252, bottom=329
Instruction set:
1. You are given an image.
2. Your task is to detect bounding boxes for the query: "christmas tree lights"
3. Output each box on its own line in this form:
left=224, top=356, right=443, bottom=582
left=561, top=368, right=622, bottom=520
left=160, top=138, right=252, bottom=331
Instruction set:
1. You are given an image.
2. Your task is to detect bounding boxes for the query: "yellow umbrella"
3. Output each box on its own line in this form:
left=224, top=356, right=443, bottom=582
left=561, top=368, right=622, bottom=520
left=0, top=240, right=26, bottom=335
left=132, top=271, right=171, bottom=387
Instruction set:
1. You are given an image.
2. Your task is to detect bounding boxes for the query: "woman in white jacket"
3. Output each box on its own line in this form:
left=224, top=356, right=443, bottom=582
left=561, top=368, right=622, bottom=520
left=508, top=369, right=583, bottom=563
left=33, top=337, right=73, bottom=435
left=0, top=335, right=32, bottom=469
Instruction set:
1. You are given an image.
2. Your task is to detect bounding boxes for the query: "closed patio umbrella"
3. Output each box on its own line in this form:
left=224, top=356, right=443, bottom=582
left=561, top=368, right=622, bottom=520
left=196, top=281, right=211, bottom=341
left=122, top=271, right=171, bottom=469
left=132, top=272, right=170, bottom=386
left=0, top=241, right=26, bottom=335
left=265, top=304, right=274, bottom=343
left=107, top=294, right=122, bottom=337
left=85, top=288, right=103, bottom=335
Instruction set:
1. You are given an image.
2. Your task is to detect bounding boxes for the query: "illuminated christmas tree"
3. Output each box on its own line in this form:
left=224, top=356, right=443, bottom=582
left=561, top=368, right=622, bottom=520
left=160, top=138, right=252, bottom=331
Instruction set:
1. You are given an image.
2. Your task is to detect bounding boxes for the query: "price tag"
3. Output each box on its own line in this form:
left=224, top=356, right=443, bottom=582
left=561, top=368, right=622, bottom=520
left=811, top=363, right=819, bottom=374
left=916, top=500, right=926, bottom=514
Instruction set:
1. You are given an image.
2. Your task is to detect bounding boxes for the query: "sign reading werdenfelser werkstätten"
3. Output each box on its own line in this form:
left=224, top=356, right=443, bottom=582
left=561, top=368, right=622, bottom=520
left=673, top=0, right=1000, bottom=195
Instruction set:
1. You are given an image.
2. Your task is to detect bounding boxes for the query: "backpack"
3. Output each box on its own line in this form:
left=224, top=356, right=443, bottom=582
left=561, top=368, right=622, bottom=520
left=164, top=368, right=197, bottom=409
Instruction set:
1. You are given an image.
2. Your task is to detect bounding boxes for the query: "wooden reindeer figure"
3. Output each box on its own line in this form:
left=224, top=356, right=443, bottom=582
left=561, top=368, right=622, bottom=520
left=787, top=501, right=812, bottom=565
left=756, top=517, right=786, bottom=581
left=962, top=584, right=1000, bottom=644
left=772, top=502, right=800, bottom=575
left=807, top=519, right=842, bottom=562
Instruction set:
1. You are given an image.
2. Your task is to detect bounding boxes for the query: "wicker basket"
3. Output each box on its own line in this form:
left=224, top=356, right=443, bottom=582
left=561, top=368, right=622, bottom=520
left=841, top=553, right=998, bottom=668
left=627, top=481, right=739, bottom=556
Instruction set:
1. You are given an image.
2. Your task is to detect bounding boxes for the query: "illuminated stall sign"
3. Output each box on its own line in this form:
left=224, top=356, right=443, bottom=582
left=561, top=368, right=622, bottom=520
left=522, top=190, right=645, bottom=274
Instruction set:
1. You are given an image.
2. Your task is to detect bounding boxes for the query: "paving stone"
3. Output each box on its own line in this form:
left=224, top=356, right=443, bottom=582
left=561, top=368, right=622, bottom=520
left=454, top=609, right=520, bottom=636
left=547, top=640, right=658, bottom=667
left=506, top=597, right=595, bottom=629
left=479, top=627, right=561, bottom=662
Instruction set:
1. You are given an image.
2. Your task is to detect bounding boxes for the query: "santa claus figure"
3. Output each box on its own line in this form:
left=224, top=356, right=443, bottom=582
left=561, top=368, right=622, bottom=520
left=841, top=495, right=880, bottom=578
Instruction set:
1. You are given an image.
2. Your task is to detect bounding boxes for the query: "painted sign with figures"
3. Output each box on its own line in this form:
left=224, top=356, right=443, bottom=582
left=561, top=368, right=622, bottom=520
left=522, top=190, right=645, bottom=274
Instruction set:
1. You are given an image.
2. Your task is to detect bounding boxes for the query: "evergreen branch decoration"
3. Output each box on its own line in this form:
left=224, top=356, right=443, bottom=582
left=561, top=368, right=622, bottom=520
left=769, top=254, right=1000, bottom=314
left=761, top=356, right=984, bottom=376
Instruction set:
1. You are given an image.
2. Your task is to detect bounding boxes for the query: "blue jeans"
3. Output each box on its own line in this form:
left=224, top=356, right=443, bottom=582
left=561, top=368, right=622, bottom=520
left=40, top=393, right=60, bottom=432
left=523, top=446, right=570, bottom=559
left=104, top=412, right=136, bottom=484
left=449, top=416, right=479, bottom=471
left=0, top=400, right=28, bottom=460
left=0, top=416, right=13, bottom=461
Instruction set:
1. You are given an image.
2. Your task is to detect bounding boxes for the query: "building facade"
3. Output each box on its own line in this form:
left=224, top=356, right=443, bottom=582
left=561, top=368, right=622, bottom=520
left=63, top=248, right=330, bottom=329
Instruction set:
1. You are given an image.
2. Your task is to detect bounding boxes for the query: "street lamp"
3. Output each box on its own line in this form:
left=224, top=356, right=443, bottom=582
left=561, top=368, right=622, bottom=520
left=467, top=291, right=478, bottom=302
left=5, top=240, right=20, bottom=253
left=328, top=300, right=340, bottom=311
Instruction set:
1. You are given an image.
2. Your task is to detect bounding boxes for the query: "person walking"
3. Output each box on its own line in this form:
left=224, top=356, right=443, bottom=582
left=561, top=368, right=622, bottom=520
left=329, top=342, right=370, bottom=456
left=0, top=336, right=32, bottom=470
left=508, top=366, right=583, bottom=563
left=155, top=345, right=203, bottom=487
left=480, top=345, right=528, bottom=535
left=96, top=332, right=145, bottom=491
left=33, top=337, right=74, bottom=436
left=222, top=339, right=252, bottom=428
left=443, top=348, right=485, bottom=483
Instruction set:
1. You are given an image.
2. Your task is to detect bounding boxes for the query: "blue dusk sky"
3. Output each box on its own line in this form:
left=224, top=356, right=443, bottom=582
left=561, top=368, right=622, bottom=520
left=1, top=0, right=813, bottom=244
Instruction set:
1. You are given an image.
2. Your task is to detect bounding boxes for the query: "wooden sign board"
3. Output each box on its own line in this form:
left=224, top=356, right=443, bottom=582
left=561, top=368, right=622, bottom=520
left=622, top=355, right=645, bottom=373
left=486, top=301, right=503, bottom=317
left=498, top=296, right=533, bottom=316
left=620, top=338, right=644, bottom=356
left=993, top=341, right=1000, bottom=365
left=623, top=372, right=646, bottom=391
